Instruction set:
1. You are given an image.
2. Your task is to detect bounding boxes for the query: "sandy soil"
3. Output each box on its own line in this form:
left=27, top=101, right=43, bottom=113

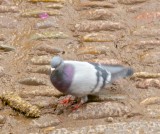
left=0, top=0, right=160, bottom=133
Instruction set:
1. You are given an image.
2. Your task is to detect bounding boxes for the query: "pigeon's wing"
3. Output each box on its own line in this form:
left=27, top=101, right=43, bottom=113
left=101, top=64, right=134, bottom=81
left=64, top=61, right=108, bottom=97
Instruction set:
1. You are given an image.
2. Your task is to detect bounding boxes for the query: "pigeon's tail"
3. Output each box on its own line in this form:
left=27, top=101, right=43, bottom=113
left=104, top=65, right=134, bottom=81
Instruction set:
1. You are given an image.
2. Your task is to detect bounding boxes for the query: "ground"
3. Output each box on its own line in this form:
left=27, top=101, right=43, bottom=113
left=0, top=0, right=160, bottom=133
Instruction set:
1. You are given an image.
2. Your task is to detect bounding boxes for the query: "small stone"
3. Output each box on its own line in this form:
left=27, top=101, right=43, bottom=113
left=19, top=77, right=46, bottom=86
left=20, top=10, right=61, bottom=18
left=31, top=114, right=60, bottom=128
left=0, top=34, right=5, bottom=41
left=30, top=96, right=56, bottom=108
left=80, top=9, right=113, bottom=20
left=75, top=21, right=125, bottom=32
left=28, top=65, right=50, bottom=75
left=90, top=58, right=122, bottom=65
left=0, top=100, right=3, bottom=110
left=132, top=72, right=160, bottom=79
left=140, top=97, right=160, bottom=107
left=30, top=31, right=68, bottom=40
left=105, top=117, right=114, bottom=123
left=34, top=18, right=58, bottom=29
left=136, top=79, right=160, bottom=89
left=20, top=88, right=63, bottom=98
left=82, top=32, right=117, bottom=42
left=0, top=66, right=4, bottom=77
left=35, top=45, right=63, bottom=54
left=119, top=0, right=148, bottom=5
left=80, top=1, right=115, bottom=8
left=46, top=4, right=63, bottom=9
left=0, top=43, right=15, bottom=52
left=68, top=102, right=131, bottom=120
left=31, top=55, right=51, bottom=65
left=0, top=115, right=6, bottom=124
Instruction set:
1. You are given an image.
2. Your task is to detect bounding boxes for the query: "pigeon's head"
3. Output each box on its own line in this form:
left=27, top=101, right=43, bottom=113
left=50, top=56, right=64, bottom=73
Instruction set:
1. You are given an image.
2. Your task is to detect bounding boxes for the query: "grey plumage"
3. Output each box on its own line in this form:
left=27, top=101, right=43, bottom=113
left=50, top=56, right=134, bottom=104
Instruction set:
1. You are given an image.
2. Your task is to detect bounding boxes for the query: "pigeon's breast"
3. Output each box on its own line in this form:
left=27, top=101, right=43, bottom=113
left=50, top=64, right=74, bottom=93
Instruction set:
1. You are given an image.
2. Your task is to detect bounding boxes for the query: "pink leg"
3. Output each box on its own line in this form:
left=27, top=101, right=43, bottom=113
left=72, top=102, right=82, bottom=111
left=59, top=96, right=72, bottom=105
left=72, top=96, right=88, bottom=111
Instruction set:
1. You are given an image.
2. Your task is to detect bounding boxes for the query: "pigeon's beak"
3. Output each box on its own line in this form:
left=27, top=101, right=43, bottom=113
left=51, top=67, right=55, bottom=73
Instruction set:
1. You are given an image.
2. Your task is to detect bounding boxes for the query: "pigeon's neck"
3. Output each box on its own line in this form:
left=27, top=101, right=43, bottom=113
left=55, top=65, right=64, bottom=75
left=50, top=64, right=74, bottom=94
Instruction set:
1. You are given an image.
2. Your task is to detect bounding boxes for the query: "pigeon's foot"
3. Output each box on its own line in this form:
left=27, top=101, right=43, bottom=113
left=71, top=96, right=88, bottom=111
left=59, top=95, right=74, bottom=105
left=72, top=103, right=82, bottom=111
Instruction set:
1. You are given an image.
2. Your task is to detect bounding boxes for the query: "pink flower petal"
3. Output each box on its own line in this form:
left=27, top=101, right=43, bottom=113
left=39, top=13, right=49, bottom=19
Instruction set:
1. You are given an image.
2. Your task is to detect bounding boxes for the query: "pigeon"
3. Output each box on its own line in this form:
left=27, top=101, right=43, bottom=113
left=50, top=56, right=134, bottom=108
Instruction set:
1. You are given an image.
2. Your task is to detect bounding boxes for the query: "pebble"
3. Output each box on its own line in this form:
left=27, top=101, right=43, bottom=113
left=90, top=58, right=122, bottom=65
left=75, top=21, right=125, bottom=32
left=29, top=96, right=56, bottom=108
left=34, top=19, right=58, bottom=29
left=140, top=97, right=160, bottom=107
left=0, top=66, right=4, bottom=77
left=105, top=117, right=114, bottom=123
left=46, top=4, right=63, bottom=9
left=132, top=72, right=160, bottom=79
left=31, top=114, right=60, bottom=128
left=20, top=10, right=61, bottom=18
left=0, top=34, right=5, bottom=41
left=77, top=46, right=108, bottom=55
left=51, top=120, right=160, bottom=134
left=68, top=102, right=130, bottom=119
left=0, top=43, right=15, bottom=52
left=19, top=77, right=46, bottom=86
left=0, top=100, right=3, bottom=110
left=118, top=0, right=148, bottom=5
left=28, top=0, right=65, bottom=3
left=0, top=115, right=6, bottom=124
left=20, top=88, right=63, bottom=98
left=80, top=9, right=113, bottom=20
left=35, top=45, right=63, bottom=54
left=30, top=31, right=68, bottom=40
left=136, top=79, right=160, bottom=89
left=31, top=55, right=51, bottom=65
left=80, top=1, right=116, bottom=8
left=82, top=32, right=117, bottom=42
left=28, top=65, right=50, bottom=75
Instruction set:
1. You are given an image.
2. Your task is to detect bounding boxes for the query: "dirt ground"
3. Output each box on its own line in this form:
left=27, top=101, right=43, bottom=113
left=0, top=0, right=160, bottom=133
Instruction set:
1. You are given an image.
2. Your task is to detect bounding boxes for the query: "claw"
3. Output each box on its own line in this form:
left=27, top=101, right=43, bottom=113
left=59, top=96, right=72, bottom=105
left=72, top=103, right=82, bottom=111
left=72, top=96, right=88, bottom=111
